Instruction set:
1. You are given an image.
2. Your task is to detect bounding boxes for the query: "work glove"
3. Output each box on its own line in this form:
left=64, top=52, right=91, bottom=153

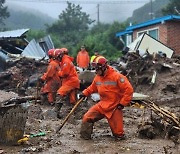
left=79, top=93, right=87, bottom=101
left=117, top=104, right=124, bottom=110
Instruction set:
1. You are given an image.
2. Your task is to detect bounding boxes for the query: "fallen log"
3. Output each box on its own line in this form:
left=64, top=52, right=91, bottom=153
left=1, top=95, right=41, bottom=107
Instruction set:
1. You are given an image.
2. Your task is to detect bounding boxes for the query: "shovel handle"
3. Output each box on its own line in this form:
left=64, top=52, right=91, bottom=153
left=56, top=97, right=84, bottom=132
left=35, top=80, right=40, bottom=104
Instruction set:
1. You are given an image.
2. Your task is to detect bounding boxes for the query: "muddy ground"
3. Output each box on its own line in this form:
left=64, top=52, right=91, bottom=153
left=0, top=56, right=180, bottom=154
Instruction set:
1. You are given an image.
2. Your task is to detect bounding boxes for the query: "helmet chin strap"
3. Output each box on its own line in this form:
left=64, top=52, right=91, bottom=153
left=96, top=65, right=107, bottom=76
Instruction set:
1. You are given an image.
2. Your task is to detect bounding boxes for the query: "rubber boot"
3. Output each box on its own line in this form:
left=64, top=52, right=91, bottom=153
left=56, top=94, right=67, bottom=118
left=40, top=93, right=48, bottom=105
left=54, top=102, right=63, bottom=112
left=113, top=134, right=126, bottom=141
left=54, top=102, right=63, bottom=119
left=80, top=122, right=94, bottom=140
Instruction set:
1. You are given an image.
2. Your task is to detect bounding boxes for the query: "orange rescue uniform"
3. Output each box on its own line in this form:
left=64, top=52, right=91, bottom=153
left=76, top=50, right=90, bottom=69
left=82, top=66, right=133, bottom=136
left=41, top=59, right=61, bottom=103
left=57, top=55, right=80, bottom=104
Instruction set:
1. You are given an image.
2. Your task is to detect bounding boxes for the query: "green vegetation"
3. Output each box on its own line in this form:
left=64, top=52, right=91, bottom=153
left=162, top=0, right=180, bottom=15
left=46, top=2, right=94, bottom=53
left=127, top=0, right=170, bottom=24
left=27, top=29, right=47, bottom=41
left=45, top=2, right=126, bottom=60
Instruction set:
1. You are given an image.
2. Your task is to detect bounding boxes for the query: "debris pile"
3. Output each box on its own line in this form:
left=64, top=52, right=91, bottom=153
left=0, top=49, right=179, bottom=153
left=115, top=51, right=180, bottom=102
left=113, top=51, right=180, bottom=144
left=0, top=57, right=47, bottom=94
left=133, top=100, right=180, bottom=142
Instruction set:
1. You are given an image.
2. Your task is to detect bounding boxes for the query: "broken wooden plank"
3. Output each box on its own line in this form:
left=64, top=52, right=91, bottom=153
left=142, top=100, right=180, bottom=128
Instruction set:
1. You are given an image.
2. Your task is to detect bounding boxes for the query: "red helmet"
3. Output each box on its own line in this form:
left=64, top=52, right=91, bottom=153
left=48, top=49, right=55, bottom=57
left=53, top=48, right=63, bottom=58
left=92, top=56, right=107, bottom=67
left=92, top=56, right=108, bottom=76
left=61, top=48, right=69, bottom=54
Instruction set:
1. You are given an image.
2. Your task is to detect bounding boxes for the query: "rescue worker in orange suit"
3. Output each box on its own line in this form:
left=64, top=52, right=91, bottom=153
left=40, top=49, right=61, bottom=105
left=61, top=47, right=69, bottom=55
left=79, top=56, right=134, bottom=140
left=76, top=45, right=90, bottom=70
left=60, top=47, right=75, bottom=62
left=55, top=49, right=80, bottom=118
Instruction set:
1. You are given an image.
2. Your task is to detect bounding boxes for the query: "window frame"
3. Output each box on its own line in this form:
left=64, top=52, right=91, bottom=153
left=137, top=27, right=159, bottom=40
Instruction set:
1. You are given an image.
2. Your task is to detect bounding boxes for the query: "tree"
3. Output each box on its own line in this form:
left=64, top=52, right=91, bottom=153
left=26, top=29, right=46, bottom=41
left=47, top=2, right=94, bottom=46
left=0, top=0, right=9, bottom=25
left=106, top=21, right=128, bottom=50
left=162, top=0, right=180, bottom=15
left=77, top=22, right=128, bottom=60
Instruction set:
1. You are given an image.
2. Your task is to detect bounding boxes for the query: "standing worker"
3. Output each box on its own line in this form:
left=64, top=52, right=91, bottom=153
left=79, top=56, right=134, bottom=140
left=90, top=50, right=99, bottom=63
left=76, top=45, right=90, bottom=70
left=39, top=49, right=61, bottom=105
left=55, top=49, right=80, bottom=118
left=90, top=50, right=100, bottom=70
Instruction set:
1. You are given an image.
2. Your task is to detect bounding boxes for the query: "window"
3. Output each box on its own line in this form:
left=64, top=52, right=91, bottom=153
left=126, top=34, right=132, bottom=46
left=149, top=29, right=158, bottom=39
left=137, top=27, right=159, bottom=40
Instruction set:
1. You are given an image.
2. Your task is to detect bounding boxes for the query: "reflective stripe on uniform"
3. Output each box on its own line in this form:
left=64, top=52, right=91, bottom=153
left=104, top=81, right=117, bottom=85
left=96, top=82, right=102, bottom=85
left=95, top=81, right=117, bottom=86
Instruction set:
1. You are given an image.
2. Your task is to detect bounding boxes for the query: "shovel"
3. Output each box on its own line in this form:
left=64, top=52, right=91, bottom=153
left=56, top=97, right=84, bottom=133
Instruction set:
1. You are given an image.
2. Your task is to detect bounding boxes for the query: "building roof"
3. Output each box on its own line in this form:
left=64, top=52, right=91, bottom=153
left=116, top=15, right=180, bottom=37
left=0, top=29, right=29, bottom=39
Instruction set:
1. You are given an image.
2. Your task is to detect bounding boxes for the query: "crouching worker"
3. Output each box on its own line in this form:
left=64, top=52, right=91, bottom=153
left=55, top=48, right=80, bottom=118
left=79, top=56, right=133, bottom=140
left=39, top=49, right=61, bottom=105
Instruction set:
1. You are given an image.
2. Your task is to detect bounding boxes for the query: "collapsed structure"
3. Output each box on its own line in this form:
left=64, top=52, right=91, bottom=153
left=0, top=29, right=54, bottom=71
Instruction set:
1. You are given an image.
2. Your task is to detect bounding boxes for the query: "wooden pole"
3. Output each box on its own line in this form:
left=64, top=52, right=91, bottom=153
left=56, top=98, right=84, bottom=133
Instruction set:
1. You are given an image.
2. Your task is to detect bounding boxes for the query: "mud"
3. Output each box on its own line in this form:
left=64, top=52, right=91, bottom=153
left=0, top=56, right=180, bottom=153
left=0, top=97, right=179, bottom=154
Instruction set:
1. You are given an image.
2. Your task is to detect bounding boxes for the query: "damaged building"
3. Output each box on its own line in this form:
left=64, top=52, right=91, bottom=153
left=116, top=15, right=180, bottom=55
left=0, top=29, right=54, bottom=71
